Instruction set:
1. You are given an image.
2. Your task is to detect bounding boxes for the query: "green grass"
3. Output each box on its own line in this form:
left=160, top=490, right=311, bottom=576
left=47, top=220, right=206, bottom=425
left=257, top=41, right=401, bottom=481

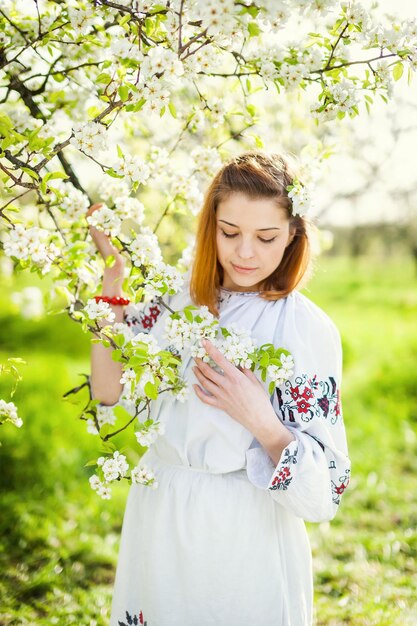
left=1, top=256, right=416, bottom=625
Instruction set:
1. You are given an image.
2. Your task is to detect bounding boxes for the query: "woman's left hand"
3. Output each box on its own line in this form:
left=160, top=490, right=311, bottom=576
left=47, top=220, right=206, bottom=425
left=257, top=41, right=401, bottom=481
left=192, top=338, right=277, bottom=437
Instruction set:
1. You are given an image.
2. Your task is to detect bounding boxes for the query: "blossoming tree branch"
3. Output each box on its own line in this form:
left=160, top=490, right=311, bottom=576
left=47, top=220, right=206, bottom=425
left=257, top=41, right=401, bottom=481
left=0, top=0, right=415, bottom=495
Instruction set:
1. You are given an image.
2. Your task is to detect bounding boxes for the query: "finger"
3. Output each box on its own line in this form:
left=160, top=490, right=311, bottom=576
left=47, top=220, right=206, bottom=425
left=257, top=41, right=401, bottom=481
left=194, top=358, right=225, bottom=386
left=192, top=367, right=221, bottom=396
left=201, top=339, right=235, bottom=374
left=193, top=384, right=219, bottom=407
left=242, top=367, right=259, bottom=382
left=87, top=203, right=103, bottom=217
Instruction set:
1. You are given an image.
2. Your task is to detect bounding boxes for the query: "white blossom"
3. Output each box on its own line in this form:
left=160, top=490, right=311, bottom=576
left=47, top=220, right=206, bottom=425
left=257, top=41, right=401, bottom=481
left=135, top=421, right=165, bottom=447
left=97, top=451, right=129, bottom=482
left=11, top=286, right=44, bottom=319
left=89, top=474, right=112, bottom=499
left=259, top=59, right=279, bottom=82
left=70, top=121, right=108, bottom=156
left=280, top=63, right=307, bottom=89
left=130, top=332, right=161, bottom=355
left=288, top=181, right=314, bottom=217
left=54, top=180, right=90, bottom=221
left=131, top=464, right=158, bottom=488
left=68, top=7, right=99, bottom=35
left=0, top=399, right=23, bottom=428
left=173, top=384, right=189, bottom=402
left=116, top=155, right=150, bottom=185
left=86, top=204, right=122, bottom=237
left=84, top=298, right=116, bottom=323
left=129, top=228, right=162, bottom=267
left=164, top=306, right=218, bottom=356
left=191, top=147, right=222, bottom=178
left=99, top=178, right=130, bottom=203
left=216, top=324, right=257, bottom=369
left=267, top=353, right=294, bottom=386
left=115, top=196, right=145, bottom=224
left=120, top=368, right=137, bottom=386
left=170, top=174, right=203, bottom=215
left=3, top=225, right=59, bottom=274
left=86, top=404, right=117, bottom=435
left=143, top=262, right=184, bottom=299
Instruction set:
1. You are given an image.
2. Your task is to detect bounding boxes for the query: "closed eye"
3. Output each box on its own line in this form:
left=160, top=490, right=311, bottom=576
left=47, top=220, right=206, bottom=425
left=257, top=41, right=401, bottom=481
left=220, top=230, right=276, bottom=244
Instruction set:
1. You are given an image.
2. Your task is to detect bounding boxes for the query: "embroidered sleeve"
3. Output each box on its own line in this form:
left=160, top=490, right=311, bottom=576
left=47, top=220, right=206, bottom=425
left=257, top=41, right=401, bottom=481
left=246, top=296, right=351, bottom=523
left=123, top=300, right=163, bottom=335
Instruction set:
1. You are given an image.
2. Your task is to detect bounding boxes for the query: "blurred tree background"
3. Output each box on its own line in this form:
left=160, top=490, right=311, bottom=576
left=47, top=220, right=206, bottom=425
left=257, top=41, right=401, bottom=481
left=1, top=0, right=417, bottom=624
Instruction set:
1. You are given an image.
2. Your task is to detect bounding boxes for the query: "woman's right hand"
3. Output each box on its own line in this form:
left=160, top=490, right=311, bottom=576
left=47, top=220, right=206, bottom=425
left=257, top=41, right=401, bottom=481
left=87, top=203, right=125, bottom=279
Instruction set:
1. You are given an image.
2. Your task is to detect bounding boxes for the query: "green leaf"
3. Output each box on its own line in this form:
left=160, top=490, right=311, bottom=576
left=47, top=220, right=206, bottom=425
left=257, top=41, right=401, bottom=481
left=392, top=62, right=404, bottom=82
left=184, top=309, right=193, bottom=323
left=85, top=459, right=98, bottom=467
left=20, top=167, right=39, bottom=180
left=113, top=405, right=135, bottom=421
left=119, top=14, right=131, bottom=26
left=105, top=255, right=116, bottom=268
left=246, top=104, right=257, bottom=118
left=168, top=101, right=177, bottom=118
left=111, top=349, right=123, bottom=362
left=144, top=381, right=158, bottom=400
left=117, top=144, right=124, bottom=159
left=248, top=22, right=261, bottom=37
left=118, top=85, right=130, bottom=102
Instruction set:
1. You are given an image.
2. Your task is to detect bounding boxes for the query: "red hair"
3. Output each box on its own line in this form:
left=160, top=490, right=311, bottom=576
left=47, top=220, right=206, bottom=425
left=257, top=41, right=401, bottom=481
left=190, top=152, right=312, bottom=316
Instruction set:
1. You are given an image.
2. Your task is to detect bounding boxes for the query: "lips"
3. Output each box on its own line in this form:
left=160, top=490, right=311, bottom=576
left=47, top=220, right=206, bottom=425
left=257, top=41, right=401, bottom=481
left=232, top=263, right=257, bottom=272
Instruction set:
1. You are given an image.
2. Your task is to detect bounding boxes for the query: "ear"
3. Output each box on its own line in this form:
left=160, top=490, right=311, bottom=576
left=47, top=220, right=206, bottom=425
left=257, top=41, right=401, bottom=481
left=286, top=224, right=296, bottom=247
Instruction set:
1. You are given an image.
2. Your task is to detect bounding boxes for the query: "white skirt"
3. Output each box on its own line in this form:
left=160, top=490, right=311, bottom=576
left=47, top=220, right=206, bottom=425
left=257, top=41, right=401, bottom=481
left=110, top=452, right=313, bottom=626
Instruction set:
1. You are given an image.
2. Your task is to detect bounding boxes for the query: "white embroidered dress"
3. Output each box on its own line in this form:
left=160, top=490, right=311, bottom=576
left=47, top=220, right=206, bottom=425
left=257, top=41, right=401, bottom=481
left=110, top=283, right=350, bottom=626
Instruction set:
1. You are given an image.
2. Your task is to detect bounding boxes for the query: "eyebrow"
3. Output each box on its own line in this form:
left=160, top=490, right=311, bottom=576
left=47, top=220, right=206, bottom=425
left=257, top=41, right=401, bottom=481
left=218, top=219, right=281, bottom=232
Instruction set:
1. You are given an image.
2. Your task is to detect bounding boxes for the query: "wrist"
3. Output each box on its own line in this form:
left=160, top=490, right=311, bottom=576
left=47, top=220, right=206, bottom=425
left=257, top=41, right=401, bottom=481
left=255, top=409, right=295, bottom=465
left=102, top=267, right=124, bottom=296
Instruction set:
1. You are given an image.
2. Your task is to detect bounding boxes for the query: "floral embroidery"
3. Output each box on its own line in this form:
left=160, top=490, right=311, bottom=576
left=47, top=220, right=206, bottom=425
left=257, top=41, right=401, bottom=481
left=124, top=301, right=162, bottom=333
left=269, top=446, right=298, bottom=491
left=118, top=610, right=146, bottom=626
left=276, top=374, right=341, bottom=424
left=270, top=466, right=292, bottom=490
left=331, top=469, right=350, bottom=504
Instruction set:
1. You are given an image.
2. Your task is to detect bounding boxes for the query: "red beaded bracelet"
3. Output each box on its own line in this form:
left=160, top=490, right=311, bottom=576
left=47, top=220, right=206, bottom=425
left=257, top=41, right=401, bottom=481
left=94, top=295, right=130, bottom=306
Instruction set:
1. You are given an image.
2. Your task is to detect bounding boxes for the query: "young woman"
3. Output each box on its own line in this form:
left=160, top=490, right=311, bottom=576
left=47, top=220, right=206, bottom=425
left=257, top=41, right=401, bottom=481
left=89, top=152, right=350, bottom=626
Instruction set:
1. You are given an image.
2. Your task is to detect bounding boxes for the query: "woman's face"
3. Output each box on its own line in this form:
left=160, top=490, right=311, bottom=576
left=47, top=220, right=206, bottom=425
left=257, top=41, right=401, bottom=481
left=216, top=192, right=294, bottom=292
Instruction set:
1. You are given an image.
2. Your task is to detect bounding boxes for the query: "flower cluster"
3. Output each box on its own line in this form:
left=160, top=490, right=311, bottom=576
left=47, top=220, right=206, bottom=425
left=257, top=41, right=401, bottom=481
left=53, top=180, right=90, bottom=222
left=86, top=204, right=122, bottom=237
left=3, top=225, right=60, bottom=274
left=267, top=354, right=295, bottom=387
left=128, top=229, right=163, bottom=267
left=131, top=464, right=158, bottom=488
left=164, top=306, right=219, bottom=357
left=115, top=155, right=151, bottom=185
left=83, top=299, right=116, bottom=324
left=70, top=122, right=108, bottom=157
left=217, top=325, right=258, bottom=369
left=287, top=180, right=314, bottom=217
left=89, top=450, right=130, bottom=499
left=135, top=420, right=165, bottom=447
left=0, top=399, right=22, bottom=428
left=86, top=404, right=117, bottom=436
left=143, top=262, right=184, bottom=299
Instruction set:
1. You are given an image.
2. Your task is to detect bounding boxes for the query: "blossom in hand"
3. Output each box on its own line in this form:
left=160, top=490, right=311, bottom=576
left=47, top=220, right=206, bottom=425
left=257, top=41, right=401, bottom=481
left=84, top=299, right=116, bottom=323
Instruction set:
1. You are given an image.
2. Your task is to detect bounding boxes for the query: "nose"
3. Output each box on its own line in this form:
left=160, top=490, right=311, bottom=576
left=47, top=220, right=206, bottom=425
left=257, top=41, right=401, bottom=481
left=236, top=237, right=255, bottom=260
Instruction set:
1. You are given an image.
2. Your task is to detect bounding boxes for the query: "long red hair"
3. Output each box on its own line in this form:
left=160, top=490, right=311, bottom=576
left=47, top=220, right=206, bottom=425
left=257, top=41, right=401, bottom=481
left=190, top=152, right=312, bottom=316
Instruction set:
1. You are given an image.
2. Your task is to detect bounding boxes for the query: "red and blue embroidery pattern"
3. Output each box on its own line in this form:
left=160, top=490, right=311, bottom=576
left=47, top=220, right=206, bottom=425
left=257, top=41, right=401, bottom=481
left=276, top=374, right=341, bottom=425
left=118, top=610, right=146, bottom=626
left=124, top=302, right=162, bottom=333
left=269, top=446, right=298, bottom=491
left=331, top=468, right=350, bottom=505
